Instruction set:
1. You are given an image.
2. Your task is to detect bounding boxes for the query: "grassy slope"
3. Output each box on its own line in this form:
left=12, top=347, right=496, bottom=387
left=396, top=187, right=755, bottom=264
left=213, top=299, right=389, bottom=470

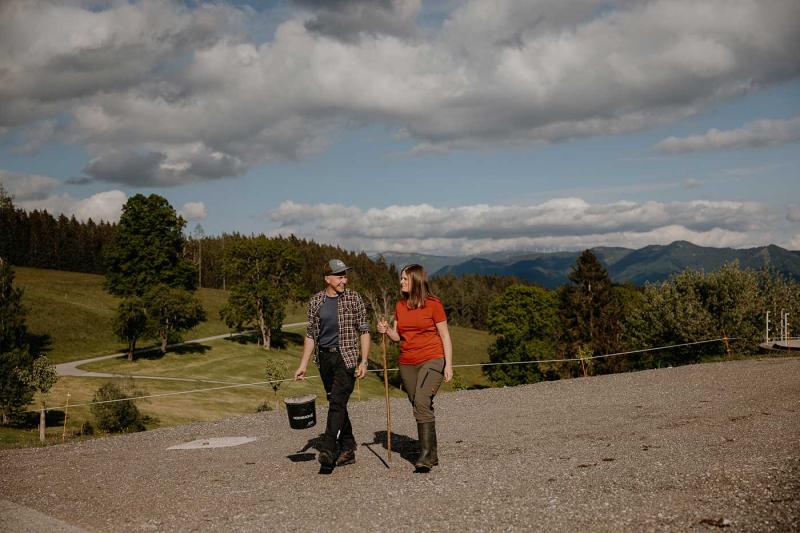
left=14, top=267, right=306, bottom=363
left=5, top=268, right=493, bottom=448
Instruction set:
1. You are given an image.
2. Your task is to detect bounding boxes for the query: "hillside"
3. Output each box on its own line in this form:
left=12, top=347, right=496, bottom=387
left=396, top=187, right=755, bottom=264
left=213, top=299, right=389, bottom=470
left=424, top=241, right=800, bottom=287
left=12, top=267, right=305, bottom=363
left=2, top=267, right=493, bottom=448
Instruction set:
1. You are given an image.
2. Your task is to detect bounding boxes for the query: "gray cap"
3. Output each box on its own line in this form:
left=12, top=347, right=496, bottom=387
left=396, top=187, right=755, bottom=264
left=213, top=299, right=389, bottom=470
left=324, top=259, right=350, bottom=275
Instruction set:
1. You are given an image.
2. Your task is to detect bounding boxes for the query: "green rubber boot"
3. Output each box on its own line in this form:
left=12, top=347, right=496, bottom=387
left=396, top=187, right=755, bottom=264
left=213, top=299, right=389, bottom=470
left=415, top=422, right=438, bottom=471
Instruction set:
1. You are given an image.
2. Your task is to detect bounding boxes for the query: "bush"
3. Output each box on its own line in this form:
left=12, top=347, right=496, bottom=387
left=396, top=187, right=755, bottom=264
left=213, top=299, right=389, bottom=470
left=90, top=382, right=148, bottom=433
left=255, top=401, right=274, bottom=412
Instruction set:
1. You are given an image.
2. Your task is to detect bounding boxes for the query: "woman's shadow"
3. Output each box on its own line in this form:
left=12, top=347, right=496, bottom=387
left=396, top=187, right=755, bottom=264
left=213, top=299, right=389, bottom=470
left=361, top=430, right=418, bottom=468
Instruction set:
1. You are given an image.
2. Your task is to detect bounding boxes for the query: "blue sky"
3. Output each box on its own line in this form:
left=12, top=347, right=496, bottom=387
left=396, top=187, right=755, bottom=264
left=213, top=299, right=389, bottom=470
left=1, top=0, right=798, bottom=255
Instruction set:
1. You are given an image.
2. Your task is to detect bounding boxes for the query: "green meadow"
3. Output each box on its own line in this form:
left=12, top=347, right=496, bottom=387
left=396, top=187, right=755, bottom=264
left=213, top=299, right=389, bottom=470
left=5, top=268, right=492, bottom=448
left=14, top=267, right=306, bottom=364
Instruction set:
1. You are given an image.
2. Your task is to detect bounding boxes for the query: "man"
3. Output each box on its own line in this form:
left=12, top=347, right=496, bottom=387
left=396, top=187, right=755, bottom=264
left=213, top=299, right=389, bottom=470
left=294, top=259, right=370, bottom=469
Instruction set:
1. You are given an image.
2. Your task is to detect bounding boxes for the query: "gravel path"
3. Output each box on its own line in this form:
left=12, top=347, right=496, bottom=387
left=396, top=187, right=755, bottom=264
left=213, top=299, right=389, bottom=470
left=2, top=357, right=798, bottom=532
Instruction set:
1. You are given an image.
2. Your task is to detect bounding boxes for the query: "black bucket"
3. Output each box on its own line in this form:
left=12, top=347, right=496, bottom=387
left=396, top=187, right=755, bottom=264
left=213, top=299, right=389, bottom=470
left=284, top=394, right=317, bottom=429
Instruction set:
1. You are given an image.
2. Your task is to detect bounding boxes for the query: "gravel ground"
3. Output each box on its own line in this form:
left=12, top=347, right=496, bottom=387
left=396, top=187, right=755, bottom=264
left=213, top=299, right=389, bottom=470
left=2, top=357, right=798, bottom=532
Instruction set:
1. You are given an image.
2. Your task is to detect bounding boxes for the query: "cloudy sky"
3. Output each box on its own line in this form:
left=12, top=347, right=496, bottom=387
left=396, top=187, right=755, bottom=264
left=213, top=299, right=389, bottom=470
left=1, top=0, right=798, bottom=255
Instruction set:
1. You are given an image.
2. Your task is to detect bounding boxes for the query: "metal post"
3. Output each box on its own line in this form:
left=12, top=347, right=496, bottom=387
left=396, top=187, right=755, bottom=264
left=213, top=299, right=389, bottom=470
left=781, top=309, right=785, bottom=343
left=766, top=311, right=770, bottom=344
left=786, top=313, right=790, bottom=344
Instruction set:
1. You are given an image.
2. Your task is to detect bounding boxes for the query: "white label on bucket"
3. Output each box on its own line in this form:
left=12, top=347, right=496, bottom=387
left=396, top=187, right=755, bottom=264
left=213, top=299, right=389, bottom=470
left=293, top=413, right=314, bottom=420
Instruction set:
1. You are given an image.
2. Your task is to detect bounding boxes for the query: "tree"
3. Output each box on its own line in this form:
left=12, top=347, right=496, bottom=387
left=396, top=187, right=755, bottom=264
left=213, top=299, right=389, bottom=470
left=634, top=269, right=717, bottom=366
left=90, top=382, right=147, bottom=433
left=113, top=298, right=148, bottom=361
left=484, top=284, right=559, bottom=386
left=144, top=285, right=206, bottom=354
left=104, top=194, right=196, bottom=297
left=16, top=356, right=58, bottom=443
left=264, top=359, right=289, bottom=410
left=222, top=237, right=301, bottom=350
left=557, top=250, right=624, bottom=375
left=0, top=258, right=34, bottom=424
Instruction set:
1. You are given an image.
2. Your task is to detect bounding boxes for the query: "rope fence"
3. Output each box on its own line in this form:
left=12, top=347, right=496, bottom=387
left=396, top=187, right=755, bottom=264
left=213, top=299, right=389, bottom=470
left=29, top=337, right=738, bottom=413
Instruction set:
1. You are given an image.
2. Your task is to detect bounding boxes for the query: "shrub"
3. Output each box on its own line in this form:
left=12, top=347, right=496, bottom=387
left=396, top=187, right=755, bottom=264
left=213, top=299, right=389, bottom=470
left=255, top=401, right=274, bottom=412
left=90, top=382, right=147, bottom=433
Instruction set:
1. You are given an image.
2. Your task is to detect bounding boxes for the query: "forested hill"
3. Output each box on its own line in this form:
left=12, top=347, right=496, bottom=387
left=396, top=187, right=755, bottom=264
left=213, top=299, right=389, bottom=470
left=381, top=241, right=800, bottom=287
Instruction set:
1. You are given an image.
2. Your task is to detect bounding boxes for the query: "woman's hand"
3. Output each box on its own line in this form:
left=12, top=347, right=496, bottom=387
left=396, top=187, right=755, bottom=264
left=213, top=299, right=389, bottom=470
left=443, top=362, right=453, bottom=383
left=377, top=319, right=388, bottom=334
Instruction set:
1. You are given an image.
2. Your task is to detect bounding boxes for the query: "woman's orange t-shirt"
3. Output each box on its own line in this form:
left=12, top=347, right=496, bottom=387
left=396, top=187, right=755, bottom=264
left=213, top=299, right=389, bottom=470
left=395, top=296, right=447, bottom=366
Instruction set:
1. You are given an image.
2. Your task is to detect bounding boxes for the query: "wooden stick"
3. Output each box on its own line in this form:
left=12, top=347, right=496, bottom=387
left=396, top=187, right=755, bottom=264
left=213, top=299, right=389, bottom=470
left=62, top=392, right=70, bottom=444
left=382, top=331, right=392, bottom=463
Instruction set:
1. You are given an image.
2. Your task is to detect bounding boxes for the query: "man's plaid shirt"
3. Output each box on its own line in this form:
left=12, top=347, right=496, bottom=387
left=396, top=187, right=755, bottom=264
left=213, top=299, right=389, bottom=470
left=306, top=289, right=370, bottom=369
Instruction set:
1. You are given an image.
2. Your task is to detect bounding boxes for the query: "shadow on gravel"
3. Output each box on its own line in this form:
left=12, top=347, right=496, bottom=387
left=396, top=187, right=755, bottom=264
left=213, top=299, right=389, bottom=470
left=361, top=431, right=418, bottom=468
left=287, top=434, right=325, bottom=463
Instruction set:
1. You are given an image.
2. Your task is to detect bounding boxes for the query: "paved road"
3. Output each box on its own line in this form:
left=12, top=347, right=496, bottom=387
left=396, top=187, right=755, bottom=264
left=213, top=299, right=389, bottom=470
left=2, top=357, right=798, bottom=532
left=55, top=322, right=308, bottom=383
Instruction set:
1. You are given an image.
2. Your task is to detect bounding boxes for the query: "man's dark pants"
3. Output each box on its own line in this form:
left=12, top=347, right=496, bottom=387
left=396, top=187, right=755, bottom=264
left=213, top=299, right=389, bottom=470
left=318, top=350, right=356, bottom=454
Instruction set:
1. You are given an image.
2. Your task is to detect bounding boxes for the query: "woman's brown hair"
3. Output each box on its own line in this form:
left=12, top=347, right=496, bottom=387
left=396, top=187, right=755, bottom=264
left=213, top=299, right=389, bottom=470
left=402, top=264, right=436, bottom=309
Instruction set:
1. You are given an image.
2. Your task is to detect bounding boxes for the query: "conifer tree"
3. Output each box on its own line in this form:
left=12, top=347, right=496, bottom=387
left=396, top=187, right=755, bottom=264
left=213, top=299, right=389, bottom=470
left=558, top=250, right=624, bottom=375
left=0, top=258, right=34, bottom=424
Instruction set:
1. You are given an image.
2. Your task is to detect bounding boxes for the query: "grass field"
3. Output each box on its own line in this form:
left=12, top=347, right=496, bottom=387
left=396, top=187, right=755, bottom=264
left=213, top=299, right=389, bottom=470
left=14, top=267, right=306, bottom=363
left=5, top=268, right=494, bottom=449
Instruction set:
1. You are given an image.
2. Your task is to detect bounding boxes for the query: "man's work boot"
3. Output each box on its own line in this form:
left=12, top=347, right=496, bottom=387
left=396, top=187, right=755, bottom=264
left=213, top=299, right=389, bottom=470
left=317, top=437, right=337, bottom=468
left=317, top=448, right=336, bottom=467
left=415, top=422, right=438, bottom=472
left=335, top=447, right=356, bottom=466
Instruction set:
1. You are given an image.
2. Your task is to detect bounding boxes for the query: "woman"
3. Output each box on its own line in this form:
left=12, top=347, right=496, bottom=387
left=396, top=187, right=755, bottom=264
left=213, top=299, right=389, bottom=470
left=378, top=264, right=453, bottom=471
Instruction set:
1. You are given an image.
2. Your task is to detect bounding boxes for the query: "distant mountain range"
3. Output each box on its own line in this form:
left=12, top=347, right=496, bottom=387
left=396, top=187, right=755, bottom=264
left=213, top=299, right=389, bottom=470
left=374, top=241, right=800, bottom=288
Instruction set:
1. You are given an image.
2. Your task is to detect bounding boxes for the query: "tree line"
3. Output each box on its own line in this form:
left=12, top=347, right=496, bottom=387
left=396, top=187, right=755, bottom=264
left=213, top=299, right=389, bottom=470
left=0, top=187, right=400, bottom=302
left=0, top=186, right=115, bottom=274
left=484, top=250, right=800, bottom=386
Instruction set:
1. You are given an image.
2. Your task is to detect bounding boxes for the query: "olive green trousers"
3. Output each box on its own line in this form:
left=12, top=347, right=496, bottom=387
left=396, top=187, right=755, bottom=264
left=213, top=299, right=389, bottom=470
left=399, top=358, right=445, bottom=423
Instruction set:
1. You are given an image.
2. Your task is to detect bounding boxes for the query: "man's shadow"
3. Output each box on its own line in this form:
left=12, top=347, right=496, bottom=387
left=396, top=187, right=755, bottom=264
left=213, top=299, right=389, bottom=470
left=287, top=431, right=420, bottom=472
left=287, top=434, right=336, bottom=474
left=287, top=434, right=322, bottom=463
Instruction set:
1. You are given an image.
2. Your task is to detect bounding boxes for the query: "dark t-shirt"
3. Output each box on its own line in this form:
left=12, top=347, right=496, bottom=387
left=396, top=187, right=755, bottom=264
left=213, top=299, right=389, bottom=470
left=317, top=295, right=339, bottom=348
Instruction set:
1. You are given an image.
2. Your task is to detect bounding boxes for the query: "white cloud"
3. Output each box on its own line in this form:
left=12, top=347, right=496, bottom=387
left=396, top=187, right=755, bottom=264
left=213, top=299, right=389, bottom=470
left=0, top=170, right=60, bottom=201
left=18, top=190, right=127, bottom=223
left=787, top=206, right=800, bottom=223
left=269, top=198, right=774, bottom=254
left=682, top=178, right=702, bottom=190
left=789, top=234, right=800, bottom=250
left=179, top=201, right=208, bottom=221
left=656, top=115, right=800, bottom=153
left=0, top=0, right=798, bottom=185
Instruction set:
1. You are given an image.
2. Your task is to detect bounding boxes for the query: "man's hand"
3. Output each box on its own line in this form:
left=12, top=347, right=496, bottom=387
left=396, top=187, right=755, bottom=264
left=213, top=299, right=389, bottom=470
left=294, top=365, right=307, bottom=381
left=356, top=361, right=368, bottom=379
